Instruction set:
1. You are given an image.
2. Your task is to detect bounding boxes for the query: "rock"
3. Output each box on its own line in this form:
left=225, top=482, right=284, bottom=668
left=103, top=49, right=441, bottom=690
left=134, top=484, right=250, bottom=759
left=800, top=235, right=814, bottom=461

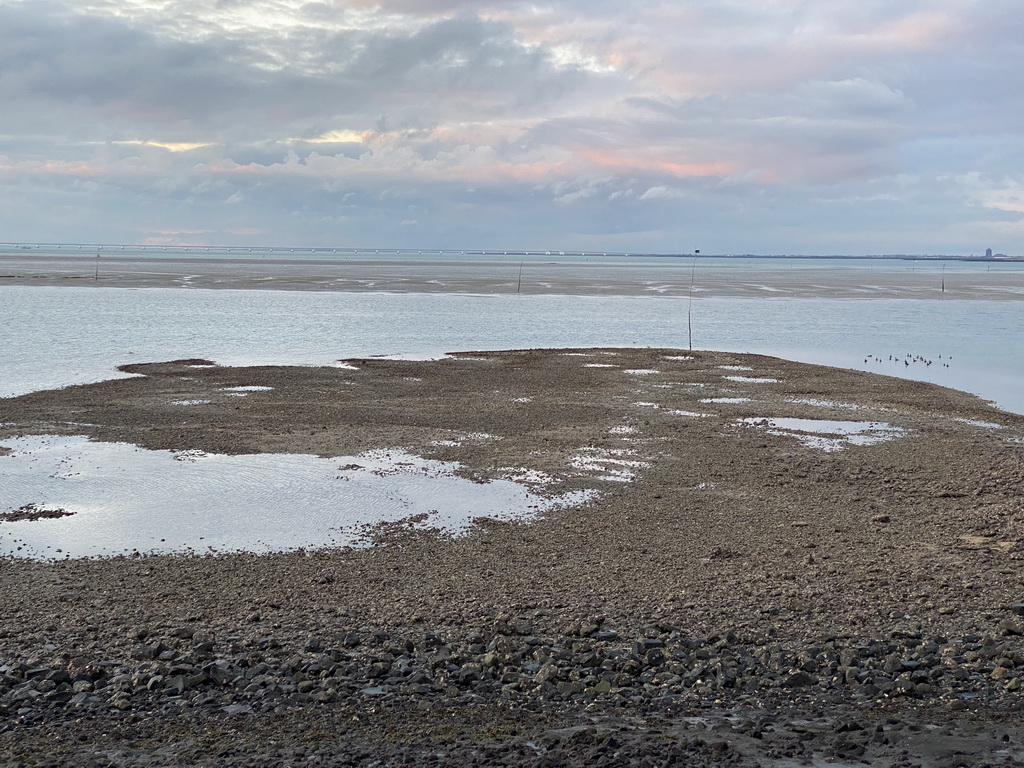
left=835, top=720, right=865, bottom=733
left=512, top=619, right=533, bottom=636
left=535, top=665, right=560, bottom=684
left=342, top=632, right=361, bottom=648
left=783, top=671, right=817, bottom=687
left=557, top=681, right=584, bottom=696
left=992, top=667, right=1011, bottom=681
left=999, top=619, right=1023, bottom=636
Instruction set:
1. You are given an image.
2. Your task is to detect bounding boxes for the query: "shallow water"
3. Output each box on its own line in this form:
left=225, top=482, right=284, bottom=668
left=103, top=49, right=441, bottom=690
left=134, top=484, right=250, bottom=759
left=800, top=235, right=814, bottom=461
left=2, top=286, right=1022, bottom=413
left=738, top=417, right=905, bottom=452
left=0, top=435, right=592, bottom=559
left=2, top=276, right=1022, bottom=559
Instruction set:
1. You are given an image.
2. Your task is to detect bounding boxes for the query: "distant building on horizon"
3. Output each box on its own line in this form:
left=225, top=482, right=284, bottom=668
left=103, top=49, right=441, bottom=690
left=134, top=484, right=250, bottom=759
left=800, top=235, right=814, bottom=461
left=986, top=247, right=993, bottom=258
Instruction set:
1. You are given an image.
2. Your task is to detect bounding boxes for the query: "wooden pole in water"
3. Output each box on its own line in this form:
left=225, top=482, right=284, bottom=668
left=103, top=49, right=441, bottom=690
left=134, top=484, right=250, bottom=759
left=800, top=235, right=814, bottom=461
left=94, top=253, right=100, bottom=281
left=516, top=260, right=524, bottom=294
left=687, top=254, right=697, bottom=350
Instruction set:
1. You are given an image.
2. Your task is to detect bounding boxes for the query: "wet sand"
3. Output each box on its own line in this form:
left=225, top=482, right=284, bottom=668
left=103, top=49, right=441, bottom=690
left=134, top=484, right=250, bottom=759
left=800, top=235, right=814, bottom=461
left=3, top=348, right=1024, bottom=765
left=2, top=252, right=1024, bottom=298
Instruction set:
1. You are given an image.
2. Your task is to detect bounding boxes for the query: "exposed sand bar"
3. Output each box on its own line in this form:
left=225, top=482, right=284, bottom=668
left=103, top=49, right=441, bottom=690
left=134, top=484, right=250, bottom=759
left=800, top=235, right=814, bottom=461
left=3, top=252, right=1024, bottom=299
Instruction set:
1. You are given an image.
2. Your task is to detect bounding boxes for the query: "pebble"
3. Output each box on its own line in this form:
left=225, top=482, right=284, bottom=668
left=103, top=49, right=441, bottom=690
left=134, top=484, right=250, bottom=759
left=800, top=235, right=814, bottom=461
left=3, top=627, right=1022, bottom=723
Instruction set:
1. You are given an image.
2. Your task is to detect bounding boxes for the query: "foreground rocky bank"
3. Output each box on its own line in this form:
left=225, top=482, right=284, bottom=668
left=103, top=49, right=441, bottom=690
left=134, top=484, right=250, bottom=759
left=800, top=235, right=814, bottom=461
left=2, top=348, right=1023, bottom=765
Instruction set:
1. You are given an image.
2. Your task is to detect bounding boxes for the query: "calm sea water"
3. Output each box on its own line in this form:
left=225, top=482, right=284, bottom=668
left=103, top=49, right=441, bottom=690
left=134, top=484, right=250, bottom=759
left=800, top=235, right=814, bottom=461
left=2, top=258, right=1022, bottom=558
left=1, top=283, right=1022, bottom=413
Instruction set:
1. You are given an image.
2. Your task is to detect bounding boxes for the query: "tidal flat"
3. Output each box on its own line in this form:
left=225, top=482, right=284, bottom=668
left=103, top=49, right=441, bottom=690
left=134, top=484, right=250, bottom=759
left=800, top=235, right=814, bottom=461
left=2, top=347, right=1024, bottom=765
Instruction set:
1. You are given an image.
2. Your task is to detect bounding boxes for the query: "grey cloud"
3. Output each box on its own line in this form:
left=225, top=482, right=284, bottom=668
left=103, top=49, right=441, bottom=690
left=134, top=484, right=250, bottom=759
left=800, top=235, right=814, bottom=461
left=2, top=0, right=1023, bottom=254
left=0, top=3, right=586, bottom=145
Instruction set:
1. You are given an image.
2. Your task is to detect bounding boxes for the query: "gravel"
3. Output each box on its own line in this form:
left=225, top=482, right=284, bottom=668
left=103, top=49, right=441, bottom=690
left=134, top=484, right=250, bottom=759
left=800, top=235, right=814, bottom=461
left=2, top=347, right=1024, bottom=765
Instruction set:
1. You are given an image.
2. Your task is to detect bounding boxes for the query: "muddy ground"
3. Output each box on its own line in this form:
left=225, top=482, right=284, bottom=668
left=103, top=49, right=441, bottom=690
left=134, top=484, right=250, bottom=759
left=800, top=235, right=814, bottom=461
left=2, top=348, right=1024, bottom=766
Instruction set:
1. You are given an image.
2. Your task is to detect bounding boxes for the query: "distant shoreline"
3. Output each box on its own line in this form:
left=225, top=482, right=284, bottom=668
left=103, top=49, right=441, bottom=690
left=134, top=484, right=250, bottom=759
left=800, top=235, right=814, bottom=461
left=3, top=251, right=1024, bottom=300
left=2, top=242, right=1021, bottom=261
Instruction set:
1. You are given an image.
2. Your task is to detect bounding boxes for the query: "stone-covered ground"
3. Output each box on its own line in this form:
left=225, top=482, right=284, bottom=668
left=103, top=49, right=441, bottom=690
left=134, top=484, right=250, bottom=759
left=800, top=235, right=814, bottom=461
left=2, top=348, right=1024, bottom=766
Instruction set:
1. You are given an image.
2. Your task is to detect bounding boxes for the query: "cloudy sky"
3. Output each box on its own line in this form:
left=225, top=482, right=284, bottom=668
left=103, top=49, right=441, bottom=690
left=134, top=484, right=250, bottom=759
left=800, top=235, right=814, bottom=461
left=1, top=0, right=1022, bottom=254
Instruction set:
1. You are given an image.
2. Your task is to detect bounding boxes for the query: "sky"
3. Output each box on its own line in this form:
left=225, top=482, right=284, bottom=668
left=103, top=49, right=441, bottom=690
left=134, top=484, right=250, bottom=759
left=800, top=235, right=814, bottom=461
left=0, top=0, right=1022, bottom=255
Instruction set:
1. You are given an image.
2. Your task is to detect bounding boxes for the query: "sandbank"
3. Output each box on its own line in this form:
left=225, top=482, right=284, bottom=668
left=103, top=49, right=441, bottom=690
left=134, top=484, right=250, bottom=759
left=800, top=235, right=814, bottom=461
left=2, top=252, right=1024, bottom=299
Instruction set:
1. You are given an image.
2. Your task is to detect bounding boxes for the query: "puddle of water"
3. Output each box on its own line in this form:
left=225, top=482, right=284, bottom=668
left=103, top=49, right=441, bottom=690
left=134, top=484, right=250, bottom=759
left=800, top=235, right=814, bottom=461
left=738, top=417, right=905, bottom=452
left=609, top=425, right=637, bottom=434
left=700, top=397, right=752, bottom=404
left=718, top=365, right=753, bottom=371
left=170, top=399, right=211, bottom=406
left=570, top=447, right=649, bottom=482
left=662, top=355, right=694, bottom=361
left=224, top=386, right=274, bottom=392
left=954, top=418, right=1004, bottom=429
left=499, top=467, right=559, bottom=486
left=786, top=397, right=865, bottom=410
left=369, top=352, right=483, bottom=362
left=583, top=363, right=617, bottom=368
left=724, top=376, right=779, bottom=384
left=429, top=432, right=500, bottom=448
left=512, top=397, right=533, bottom=403
left=667, top=410, right=714, bottom=417
left=0, top=435, right=593, bottom=560
left=624, top=369, right=660, bottom=375
left=633, top=401, right=659, bottom=408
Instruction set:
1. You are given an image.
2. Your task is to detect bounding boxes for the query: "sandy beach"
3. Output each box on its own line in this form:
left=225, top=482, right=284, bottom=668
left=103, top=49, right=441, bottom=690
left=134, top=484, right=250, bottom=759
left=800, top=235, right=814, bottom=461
left=3, top=347, right=1024, bottom=765
left=3, top=251, right=1024, bottom=299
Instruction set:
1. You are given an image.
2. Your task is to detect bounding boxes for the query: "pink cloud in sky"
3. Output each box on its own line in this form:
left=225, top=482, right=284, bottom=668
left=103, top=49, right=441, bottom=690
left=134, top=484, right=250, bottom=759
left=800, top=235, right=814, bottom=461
left=1, top=0, right=1021, bottom=253
left=577, top=148, right=735, bottom=180
left=35, top=161, right=103, bottom=177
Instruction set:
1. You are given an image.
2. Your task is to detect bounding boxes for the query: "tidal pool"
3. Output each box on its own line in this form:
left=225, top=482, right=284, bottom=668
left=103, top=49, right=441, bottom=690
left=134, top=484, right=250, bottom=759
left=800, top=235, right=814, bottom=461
left=738, top=417, right=905, bottom=452
left=0, top=435, right=592, bottom=560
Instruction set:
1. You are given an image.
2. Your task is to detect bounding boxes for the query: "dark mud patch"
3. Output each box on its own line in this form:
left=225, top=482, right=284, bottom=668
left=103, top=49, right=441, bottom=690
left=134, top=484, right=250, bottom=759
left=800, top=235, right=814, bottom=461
left=1, top=503, right=76, bottom=522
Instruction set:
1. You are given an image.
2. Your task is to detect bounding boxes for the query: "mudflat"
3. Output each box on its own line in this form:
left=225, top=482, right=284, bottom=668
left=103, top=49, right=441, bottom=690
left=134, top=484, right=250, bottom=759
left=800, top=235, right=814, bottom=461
left=2, top=348, right=1024, bottom=766
left=2, top=251, right=1024, bottom=298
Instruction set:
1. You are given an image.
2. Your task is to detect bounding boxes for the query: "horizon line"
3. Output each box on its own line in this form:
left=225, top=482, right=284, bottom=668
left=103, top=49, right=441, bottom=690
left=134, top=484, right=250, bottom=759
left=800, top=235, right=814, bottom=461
left=1, top=242, right=1018, bottom=261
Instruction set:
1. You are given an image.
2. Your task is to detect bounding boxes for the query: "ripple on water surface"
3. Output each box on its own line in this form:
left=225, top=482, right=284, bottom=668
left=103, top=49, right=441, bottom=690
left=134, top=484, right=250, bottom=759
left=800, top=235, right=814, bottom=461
left=0, top=435, right=594, bottom=560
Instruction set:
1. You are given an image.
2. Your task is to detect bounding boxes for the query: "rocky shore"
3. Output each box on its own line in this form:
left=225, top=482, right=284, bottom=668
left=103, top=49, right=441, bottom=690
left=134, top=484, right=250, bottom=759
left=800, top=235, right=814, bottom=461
left=5, top=617, right=1024, bottom=765
left=2, top=347, right=1024, bottom=765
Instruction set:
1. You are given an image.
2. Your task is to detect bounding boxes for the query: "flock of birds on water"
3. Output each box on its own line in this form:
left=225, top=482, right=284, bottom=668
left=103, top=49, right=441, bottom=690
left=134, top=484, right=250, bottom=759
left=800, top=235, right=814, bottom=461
left=863, top=353, right=952, bottom=368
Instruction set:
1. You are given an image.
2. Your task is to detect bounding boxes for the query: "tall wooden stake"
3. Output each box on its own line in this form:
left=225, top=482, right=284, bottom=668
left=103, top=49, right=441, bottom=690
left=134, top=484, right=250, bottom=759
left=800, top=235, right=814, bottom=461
left=687, top=256, right=697, bottom=350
